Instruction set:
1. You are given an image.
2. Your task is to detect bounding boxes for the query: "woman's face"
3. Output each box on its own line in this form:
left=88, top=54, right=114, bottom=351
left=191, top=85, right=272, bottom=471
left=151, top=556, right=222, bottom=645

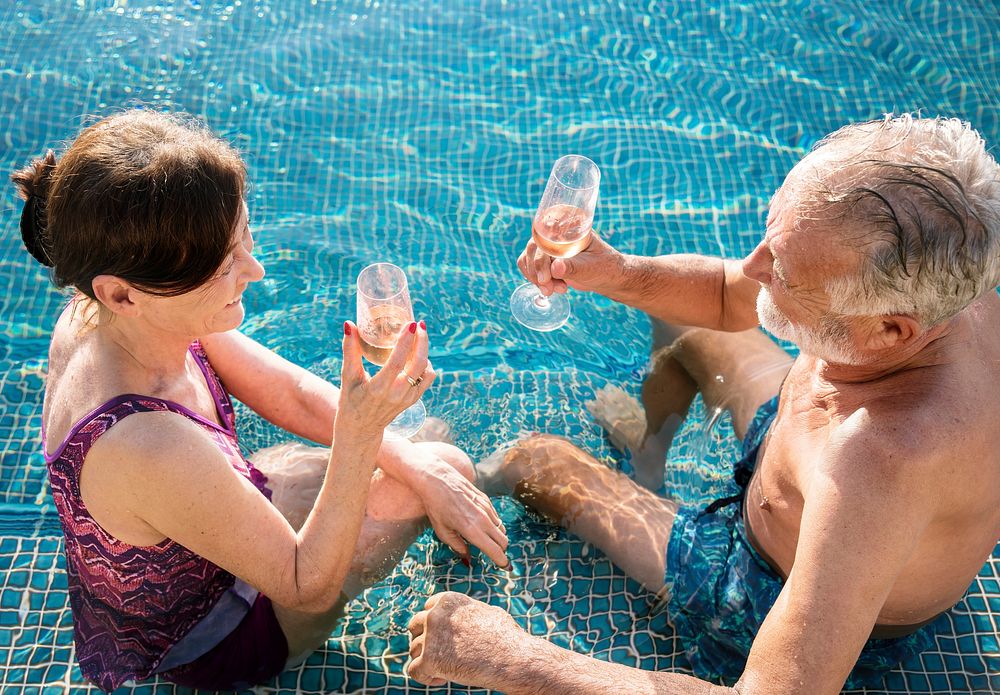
left=145, top=203, right=265, bottom=337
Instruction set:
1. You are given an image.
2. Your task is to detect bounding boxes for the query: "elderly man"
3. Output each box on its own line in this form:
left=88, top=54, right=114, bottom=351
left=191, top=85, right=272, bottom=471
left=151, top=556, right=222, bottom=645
left=406, top=116, right=1000, bottom=694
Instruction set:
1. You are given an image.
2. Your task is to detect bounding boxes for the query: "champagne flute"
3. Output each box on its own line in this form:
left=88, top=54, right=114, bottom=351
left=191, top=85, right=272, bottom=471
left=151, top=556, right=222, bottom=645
left=510, top=154, right=601, bottom=331
left=356, top=262, right=426, bottom=438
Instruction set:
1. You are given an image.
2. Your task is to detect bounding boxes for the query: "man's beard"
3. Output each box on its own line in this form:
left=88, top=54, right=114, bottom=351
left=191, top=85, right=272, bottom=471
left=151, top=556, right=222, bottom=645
left=756, top=287, right=867, bottom=366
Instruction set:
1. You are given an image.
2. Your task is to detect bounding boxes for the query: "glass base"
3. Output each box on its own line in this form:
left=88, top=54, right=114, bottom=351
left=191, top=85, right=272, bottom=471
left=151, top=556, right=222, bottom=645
left=385, top=399, right=426, bottom=439
left=510, top=282, right=570, bottom=332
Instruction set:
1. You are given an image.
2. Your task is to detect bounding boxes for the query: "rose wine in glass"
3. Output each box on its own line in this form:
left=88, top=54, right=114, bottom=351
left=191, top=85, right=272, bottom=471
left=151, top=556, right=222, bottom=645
left=511, top=155, right=600, bottom=331
left=356, top=262, right=426, bottom=438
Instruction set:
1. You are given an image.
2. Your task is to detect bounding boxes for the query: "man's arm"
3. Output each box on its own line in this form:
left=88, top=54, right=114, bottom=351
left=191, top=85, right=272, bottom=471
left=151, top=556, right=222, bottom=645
left=735, top=425, right=935, bottom=692
left=608, top=253, right=761, bottom=331
left=519, top=233, right=761, bottom=331
left=409, top=421, right=936, bottom=694
left=407, top=592, right=730, bottom=695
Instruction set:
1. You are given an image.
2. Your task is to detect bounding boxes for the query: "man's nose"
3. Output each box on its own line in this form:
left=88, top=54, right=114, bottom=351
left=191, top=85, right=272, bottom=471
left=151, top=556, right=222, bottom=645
left=741, top=241, right=772, bottom=285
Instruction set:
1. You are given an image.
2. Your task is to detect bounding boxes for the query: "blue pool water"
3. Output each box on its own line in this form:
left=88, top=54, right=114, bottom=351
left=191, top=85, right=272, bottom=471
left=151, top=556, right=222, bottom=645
left=1, top=1, right=999, bottom=693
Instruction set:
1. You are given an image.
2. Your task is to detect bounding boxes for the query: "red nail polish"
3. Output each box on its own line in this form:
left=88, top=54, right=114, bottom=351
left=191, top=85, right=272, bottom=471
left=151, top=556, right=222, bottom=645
left=460, top=555, right=471, bottom=569
left=344, top=322, right=351, bottom=336
left=408, top=322, right=417, bottom=334
left=419, top=320, right=426, bottom=331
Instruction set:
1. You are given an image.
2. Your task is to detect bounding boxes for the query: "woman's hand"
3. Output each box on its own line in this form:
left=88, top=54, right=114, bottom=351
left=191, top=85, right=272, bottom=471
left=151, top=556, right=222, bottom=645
left=403, top=444, right=509, bottom=569
left=336, top=320, right=435, bottom=440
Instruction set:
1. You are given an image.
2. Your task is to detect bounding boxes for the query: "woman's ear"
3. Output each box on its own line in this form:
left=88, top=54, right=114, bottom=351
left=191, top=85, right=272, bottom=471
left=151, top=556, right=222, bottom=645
left=91, top=275, right=141, bottom=317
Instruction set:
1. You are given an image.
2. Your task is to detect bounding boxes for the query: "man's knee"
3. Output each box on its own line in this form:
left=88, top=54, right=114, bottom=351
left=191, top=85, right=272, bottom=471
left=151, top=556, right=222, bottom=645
left=504, top=434, right=581, bottom=484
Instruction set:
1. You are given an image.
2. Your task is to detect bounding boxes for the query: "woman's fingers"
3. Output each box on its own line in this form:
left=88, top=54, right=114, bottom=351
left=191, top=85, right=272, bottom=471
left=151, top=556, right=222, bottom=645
left=480, top=514, right=509, bottom=552
left=435, top=527, right=470, bottom=561
left=474, top=493, right=503, bottom=528
left=468, top=528, right=510, bottom=569
left=402, top=321, right=432, bottom=391
left=380, top=320, right=418, bottom=378
left=341, top=321, right=367, bottom=386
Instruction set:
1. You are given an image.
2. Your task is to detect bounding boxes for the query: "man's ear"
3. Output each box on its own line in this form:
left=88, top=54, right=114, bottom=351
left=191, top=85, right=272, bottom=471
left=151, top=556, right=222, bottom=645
left=864, top=314, right=921, bottom=351
left=91, top=275, right=141, bottom=317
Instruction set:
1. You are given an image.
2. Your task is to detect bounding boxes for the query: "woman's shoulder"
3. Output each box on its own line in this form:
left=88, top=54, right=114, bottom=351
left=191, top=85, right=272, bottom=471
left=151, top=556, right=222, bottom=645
left=45, top=304, right=114, bottom=451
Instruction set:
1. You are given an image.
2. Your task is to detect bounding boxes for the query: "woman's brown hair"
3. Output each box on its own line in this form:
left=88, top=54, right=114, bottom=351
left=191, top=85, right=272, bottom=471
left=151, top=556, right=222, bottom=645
left=12, top=109, right=246, bottom=298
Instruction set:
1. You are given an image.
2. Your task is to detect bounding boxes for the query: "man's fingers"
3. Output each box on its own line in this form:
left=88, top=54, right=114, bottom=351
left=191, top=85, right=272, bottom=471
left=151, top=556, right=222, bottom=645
left=518, top=240, right=539, bottom=282
left=517, top=249, right=530, bottom=279
left=406, top=654, right=429, bottom=684
left=408, top=611, right=427, bottom=638
left=409, top=632, right=424, bottom=659
left=423, top=592, right=446, bottom=610
left=550, top=257, right=570, bottom=280
left=532, top=248, right=553, bottom=292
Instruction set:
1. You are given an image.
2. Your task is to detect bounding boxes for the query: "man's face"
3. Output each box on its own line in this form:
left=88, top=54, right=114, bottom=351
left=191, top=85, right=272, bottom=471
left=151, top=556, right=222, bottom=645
left=756, top=287, right=865, bottom=365
left=743, top=182, right=868, bottom=365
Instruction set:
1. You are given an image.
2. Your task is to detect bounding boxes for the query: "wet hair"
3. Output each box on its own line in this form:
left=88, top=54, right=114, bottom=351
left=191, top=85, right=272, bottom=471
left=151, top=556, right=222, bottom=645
left=11, top=109, right=246, bottom=299
left=791, top=114, right=1000, bottom=327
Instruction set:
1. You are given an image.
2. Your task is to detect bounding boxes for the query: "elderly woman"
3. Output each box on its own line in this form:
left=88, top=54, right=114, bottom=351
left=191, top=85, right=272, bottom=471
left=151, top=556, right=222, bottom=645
left=14, top=109, right=509, bottom=692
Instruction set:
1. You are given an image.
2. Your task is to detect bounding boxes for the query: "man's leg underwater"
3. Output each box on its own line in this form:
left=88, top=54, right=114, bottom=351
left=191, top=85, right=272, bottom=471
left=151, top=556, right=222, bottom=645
left=589, top=319, right=793, bottom=490
left=480, top=434, right=676, bottom=593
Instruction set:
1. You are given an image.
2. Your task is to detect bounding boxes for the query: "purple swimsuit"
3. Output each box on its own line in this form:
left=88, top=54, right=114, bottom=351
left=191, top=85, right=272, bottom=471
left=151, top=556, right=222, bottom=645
left=44, top=341, right=286, bottom=691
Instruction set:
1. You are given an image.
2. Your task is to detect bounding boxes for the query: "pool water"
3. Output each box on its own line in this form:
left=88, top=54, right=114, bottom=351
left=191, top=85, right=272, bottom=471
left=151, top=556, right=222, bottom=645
left=1, top=1, right=998, bottom=693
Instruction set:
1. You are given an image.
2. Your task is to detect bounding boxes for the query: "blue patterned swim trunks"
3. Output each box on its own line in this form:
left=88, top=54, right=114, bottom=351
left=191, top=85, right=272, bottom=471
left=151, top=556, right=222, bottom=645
left=661, top=396, right=941, bottom=689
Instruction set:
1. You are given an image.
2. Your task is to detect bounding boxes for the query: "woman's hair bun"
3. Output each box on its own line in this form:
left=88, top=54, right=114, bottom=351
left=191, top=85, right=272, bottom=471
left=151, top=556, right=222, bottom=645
left=12, top=150, right=57, bottom=267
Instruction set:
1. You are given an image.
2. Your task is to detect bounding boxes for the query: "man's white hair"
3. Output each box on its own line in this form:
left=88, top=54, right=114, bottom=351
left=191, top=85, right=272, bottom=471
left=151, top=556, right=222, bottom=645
left=792, top=114, right=1000, bottom=327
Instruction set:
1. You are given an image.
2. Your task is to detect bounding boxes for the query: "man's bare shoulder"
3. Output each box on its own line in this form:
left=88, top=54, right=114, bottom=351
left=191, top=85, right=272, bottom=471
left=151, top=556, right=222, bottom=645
left=830, top=371, right=1000, bottom=518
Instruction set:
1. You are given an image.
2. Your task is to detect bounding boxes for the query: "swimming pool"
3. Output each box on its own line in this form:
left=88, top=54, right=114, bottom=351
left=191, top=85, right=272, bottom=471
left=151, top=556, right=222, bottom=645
left=1, top=0, right=998, bottom=692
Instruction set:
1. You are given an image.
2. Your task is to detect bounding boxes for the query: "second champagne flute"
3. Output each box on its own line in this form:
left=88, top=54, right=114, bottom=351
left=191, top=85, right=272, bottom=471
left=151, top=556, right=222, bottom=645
left=355, top=262, right=426, bottom=438
left=510, top=154, right=601, bottom=331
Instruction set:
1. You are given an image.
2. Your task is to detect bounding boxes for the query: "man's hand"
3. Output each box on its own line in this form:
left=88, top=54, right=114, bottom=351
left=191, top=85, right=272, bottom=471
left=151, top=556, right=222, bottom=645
left=407, top=592, right=528, bottom=688
left=517, top=231, right=626, bottom=297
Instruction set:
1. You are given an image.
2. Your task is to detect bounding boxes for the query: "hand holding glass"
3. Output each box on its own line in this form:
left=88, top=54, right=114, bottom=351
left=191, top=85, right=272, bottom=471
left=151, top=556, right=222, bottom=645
left=510, top=154, right=601, bottom=331
left=355, top=262, right=426, bottom=438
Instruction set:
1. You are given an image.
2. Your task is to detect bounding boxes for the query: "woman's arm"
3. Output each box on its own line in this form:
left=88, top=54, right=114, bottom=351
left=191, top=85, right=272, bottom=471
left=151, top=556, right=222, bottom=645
left=201, top=331, right=438, bottom=482
left=83, top=323, right=430, bottom=613
left=200, top=330, right=341, bottom=445
left=202, top=328, right=510, bottom=568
